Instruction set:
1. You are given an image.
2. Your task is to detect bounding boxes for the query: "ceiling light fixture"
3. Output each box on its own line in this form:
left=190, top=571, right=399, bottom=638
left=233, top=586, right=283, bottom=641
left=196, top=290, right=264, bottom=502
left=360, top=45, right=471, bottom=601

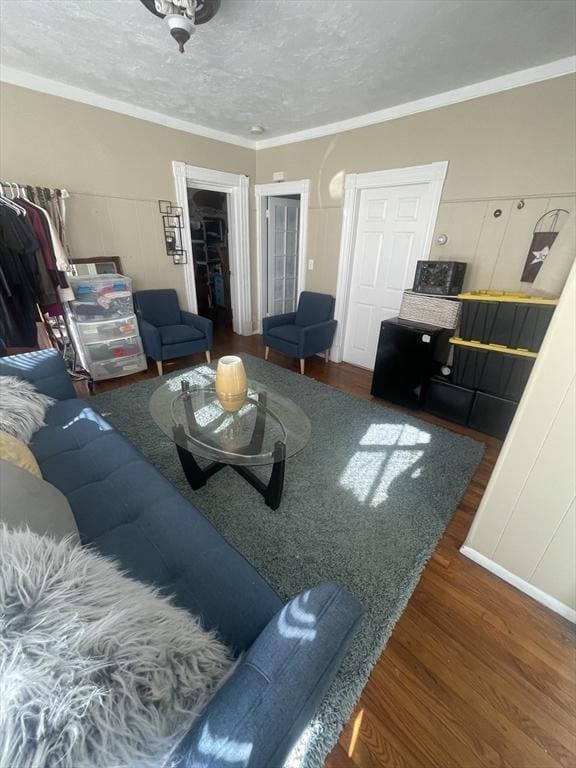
left=250, top=125, right=265, bottom=135
left=139, top=0, right=221, bottom=53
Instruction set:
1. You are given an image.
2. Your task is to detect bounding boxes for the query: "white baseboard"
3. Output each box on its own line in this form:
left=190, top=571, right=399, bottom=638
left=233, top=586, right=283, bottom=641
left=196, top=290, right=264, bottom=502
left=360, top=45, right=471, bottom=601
left=460, top=545, right=576, bottom=624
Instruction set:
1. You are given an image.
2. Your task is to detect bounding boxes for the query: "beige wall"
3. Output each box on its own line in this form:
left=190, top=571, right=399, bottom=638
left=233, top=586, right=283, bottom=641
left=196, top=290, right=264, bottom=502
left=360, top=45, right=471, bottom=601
left=1, top=76, right=575, bottom=322
left=463, top=259, right=576, bottom=617
left=256, top=75, right=576, bottom=297
left=0, top=83, right=255, bottom=309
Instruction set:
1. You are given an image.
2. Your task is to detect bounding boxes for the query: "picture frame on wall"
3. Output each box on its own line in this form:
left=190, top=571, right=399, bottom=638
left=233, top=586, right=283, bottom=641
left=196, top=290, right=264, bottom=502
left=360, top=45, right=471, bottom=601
left=172, top=249, right=187, bottom=265
left=158, top=199, right=188, bottom=264
left=165, top=231, right=177, bottom=253
left=163, top=214, right=181, bottom=230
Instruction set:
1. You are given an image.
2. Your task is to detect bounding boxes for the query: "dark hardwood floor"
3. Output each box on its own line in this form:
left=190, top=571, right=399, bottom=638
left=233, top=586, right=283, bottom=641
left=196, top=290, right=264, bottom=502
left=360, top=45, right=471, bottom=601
left=86, top=328, right=576, bottom=768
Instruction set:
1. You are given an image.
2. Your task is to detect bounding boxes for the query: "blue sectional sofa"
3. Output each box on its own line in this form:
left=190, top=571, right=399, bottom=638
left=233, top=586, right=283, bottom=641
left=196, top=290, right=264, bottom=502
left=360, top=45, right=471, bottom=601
left=0, top=350, right=363, bottom=768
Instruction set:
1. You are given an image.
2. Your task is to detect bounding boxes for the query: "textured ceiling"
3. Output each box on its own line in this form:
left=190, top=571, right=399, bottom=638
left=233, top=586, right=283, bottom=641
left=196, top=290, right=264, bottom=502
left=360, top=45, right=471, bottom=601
left=0, top=0, right=575, bottom=139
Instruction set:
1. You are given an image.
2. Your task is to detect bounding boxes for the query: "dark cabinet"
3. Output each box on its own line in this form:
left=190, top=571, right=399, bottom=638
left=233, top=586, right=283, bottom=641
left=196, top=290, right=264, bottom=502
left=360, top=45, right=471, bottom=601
left=370, top=318, right=450, bottom=408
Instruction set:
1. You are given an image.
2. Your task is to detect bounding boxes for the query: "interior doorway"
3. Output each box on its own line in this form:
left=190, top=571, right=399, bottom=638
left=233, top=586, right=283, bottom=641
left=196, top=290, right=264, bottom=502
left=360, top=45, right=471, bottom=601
left=332, top=162, right=448, bottom=365
left=255, top=179, right=310, bottom=331
left=265, top=194, right=300, bottom=315
left=187, top=187, right=232, bottom=329
left=172, top=162, right=251, bottom=336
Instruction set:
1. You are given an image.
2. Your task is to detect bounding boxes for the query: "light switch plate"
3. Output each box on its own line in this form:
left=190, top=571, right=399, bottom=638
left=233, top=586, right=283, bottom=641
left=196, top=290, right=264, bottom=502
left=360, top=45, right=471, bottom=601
left=308, top=259, right=314, bottom=270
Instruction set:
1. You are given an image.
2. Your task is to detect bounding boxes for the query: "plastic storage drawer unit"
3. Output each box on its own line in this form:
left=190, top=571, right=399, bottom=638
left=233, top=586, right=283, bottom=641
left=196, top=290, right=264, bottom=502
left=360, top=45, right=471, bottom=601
left=77, top=315, right=138, bottom=343
left=451, top=346, right=535, bottom=401
left=90, top=353, right=147, bottom=381
left=69, top=274, right=132, bottom=301
left=70, top=292, right=134, bottom=321
left=85, top=336, right=143, bottom=363
left=425, top=377, right=475, bottom=426
left=458, top=293, right=556, bottom=353
left=468, top=391, right=518, bottom=440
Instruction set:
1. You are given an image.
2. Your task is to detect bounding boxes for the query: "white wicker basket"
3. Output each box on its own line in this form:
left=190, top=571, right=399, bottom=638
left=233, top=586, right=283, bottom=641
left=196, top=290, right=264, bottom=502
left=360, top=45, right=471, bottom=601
left=399, top=290, right=461, bottom=329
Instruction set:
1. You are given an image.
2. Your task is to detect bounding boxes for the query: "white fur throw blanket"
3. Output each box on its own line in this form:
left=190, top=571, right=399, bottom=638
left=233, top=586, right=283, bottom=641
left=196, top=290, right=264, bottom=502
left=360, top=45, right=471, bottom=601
left=0, top=376, right=55, bottom=443
left=0, top=527, right=234, bottom=768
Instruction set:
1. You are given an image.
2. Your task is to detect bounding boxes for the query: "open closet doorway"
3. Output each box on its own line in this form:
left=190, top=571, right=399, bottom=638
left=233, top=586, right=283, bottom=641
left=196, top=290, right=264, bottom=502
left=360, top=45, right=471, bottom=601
left=187, top=188, right=232, bottom=329
left=255, top=180, right=310, bottom=331
left=172, top=162, right=251, bottom=337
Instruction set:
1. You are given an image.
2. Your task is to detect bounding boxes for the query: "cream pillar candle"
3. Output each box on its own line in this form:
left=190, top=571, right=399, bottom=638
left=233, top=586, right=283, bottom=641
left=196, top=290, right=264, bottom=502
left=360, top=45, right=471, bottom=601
left=215, top=356, right=248, bottom=412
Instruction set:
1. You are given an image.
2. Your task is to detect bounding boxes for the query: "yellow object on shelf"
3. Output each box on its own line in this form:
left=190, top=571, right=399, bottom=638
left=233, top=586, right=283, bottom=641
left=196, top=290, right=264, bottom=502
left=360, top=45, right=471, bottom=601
left=457, top=290, right=558, bottom=306
left=449, top=337, right=538, bottom=359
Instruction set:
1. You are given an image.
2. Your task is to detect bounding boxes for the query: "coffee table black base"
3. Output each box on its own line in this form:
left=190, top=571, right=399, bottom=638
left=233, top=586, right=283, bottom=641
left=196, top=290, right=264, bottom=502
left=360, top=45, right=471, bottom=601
left=175, top=440, right=286, bottom=511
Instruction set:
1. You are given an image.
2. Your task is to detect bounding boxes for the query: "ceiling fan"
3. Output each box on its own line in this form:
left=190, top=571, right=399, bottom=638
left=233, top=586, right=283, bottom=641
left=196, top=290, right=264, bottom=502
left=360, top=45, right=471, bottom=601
left=139, top=0, right=221, bottom=53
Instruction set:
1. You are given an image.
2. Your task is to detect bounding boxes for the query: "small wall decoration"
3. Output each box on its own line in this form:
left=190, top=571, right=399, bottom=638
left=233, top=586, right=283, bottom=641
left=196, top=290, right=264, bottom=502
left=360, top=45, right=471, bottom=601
left=521, top=208, right=569, bottom=283
left=159, top=199, right=188, bottom=264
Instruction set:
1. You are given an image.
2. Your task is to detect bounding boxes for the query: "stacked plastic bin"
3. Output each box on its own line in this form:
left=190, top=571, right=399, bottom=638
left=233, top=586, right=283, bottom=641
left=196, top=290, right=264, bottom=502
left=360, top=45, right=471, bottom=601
left=67, top=274, right=147, bottom=381
left=424, top=291, right=558, bottom=438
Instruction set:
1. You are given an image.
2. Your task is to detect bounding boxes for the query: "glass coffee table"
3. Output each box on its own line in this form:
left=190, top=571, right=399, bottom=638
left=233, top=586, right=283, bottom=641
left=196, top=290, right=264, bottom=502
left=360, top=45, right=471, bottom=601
left=150, top=376, right=311, bottom=510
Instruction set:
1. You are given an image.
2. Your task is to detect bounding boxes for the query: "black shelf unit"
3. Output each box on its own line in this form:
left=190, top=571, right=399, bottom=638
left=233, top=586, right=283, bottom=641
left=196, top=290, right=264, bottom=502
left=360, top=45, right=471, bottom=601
left=423, top=294, right=556, bottom=439
left=370, top=317, right=451, bottom=409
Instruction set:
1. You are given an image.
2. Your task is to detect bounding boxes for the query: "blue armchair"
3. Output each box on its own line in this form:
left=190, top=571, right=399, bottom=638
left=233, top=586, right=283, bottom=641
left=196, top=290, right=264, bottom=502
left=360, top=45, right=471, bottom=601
left=134, top=289, right=213, bottom=376
left=263, top=291, right=337, bottom=374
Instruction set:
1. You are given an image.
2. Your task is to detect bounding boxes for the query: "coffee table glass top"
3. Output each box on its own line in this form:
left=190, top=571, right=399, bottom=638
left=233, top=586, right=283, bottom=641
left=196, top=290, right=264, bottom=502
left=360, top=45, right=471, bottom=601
left=150, top=375, right=311, bottom=466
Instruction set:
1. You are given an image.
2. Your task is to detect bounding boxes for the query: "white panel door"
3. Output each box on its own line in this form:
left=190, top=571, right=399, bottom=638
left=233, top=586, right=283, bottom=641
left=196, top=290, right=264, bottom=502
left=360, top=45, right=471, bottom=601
left=267, top=197, right=300, bottom=315
left=343, top=183, right=434, bottom=369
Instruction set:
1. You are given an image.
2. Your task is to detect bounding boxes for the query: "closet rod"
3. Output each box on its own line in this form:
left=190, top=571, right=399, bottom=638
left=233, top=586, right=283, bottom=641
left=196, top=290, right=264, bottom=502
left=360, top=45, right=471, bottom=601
left=0, top=180, right=69, bottom=199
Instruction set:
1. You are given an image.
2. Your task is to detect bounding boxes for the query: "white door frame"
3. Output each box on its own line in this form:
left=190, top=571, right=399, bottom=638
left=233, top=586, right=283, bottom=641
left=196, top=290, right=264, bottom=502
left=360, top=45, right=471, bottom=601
left=332, top=161, right=448, bottom=363
left=172, top=161, right=251, bottom=336
left=254, top=179, right=310, bottom=332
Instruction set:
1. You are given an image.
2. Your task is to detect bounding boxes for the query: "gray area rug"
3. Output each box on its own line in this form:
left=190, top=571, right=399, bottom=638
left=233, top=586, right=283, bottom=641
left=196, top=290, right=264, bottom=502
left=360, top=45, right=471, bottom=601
left=92, top=355, right=485, bottom=767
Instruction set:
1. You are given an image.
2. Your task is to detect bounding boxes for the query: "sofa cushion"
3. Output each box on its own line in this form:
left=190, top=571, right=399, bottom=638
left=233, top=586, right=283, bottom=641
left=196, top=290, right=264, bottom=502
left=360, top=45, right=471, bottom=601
left=0, top=460, right=80, bottom=542
left=0, top=431, right=41, bottom=477
left=1, top=526, right=233, bottom=768
left=159, top=324, right=205, bottom=345
left=29, top=398, right=283, bottom=652
left=267, top=324, right=300, bottom=346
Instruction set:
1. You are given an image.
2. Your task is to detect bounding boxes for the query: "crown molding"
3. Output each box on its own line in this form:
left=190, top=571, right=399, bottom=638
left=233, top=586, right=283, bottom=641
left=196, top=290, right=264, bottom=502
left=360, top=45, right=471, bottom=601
left=0, top=66, right=257, bottom=150
left=255, top=56, right=576, bottom=150
left=1, top=56, right=574, bottom=153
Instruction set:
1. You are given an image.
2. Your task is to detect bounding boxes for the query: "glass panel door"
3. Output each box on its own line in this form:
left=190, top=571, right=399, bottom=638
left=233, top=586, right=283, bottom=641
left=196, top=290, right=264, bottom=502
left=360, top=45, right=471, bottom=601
left=267, top=197, right=300, bottom=315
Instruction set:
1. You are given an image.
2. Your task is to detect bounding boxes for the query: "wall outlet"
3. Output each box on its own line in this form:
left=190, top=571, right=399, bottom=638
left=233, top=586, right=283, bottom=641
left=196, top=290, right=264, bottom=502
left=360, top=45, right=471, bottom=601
left=273, top=171, right=285, bottom=182
left=308, top=259, right=314, bottom=270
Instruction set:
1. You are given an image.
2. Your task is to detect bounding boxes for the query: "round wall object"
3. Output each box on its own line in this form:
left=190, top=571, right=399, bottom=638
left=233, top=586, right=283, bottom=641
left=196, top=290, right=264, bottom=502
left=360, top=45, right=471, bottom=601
left=493, top=209, right=502, bottom=218
left=436, top=233, right=449, bottom=246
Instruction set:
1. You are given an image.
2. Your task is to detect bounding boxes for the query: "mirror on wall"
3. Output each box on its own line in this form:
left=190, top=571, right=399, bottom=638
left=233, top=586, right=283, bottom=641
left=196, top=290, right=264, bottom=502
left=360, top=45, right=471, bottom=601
left=70, top=257, right=123, bottom=276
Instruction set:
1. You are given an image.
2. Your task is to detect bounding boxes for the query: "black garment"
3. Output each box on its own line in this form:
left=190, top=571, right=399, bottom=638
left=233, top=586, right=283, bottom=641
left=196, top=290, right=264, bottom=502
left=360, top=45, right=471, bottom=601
left=0, top=203, right=42, bottom=346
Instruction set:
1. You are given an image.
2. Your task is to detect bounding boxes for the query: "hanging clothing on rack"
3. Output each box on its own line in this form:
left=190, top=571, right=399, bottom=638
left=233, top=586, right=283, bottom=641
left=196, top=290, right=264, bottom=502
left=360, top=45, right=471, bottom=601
left=0, top=181, right=72, bottom=348
left=15, top=198, right=59, bottom=306
left=15, top=196, right=70, bottom=314
left=0, top=200, right=43, bottom=346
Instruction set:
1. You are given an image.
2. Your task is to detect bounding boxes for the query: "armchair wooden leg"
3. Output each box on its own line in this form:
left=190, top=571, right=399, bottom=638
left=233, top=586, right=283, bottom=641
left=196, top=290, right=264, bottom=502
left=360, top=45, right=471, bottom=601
left=265, top=346, right=270, bottom=361
left=300, top=359, right=305, bottom=375
left=205, top=350, right=211, bottom=363
left=156, top=360, right=163, bottom=376
left=324, top=349, right=330, bottom=362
